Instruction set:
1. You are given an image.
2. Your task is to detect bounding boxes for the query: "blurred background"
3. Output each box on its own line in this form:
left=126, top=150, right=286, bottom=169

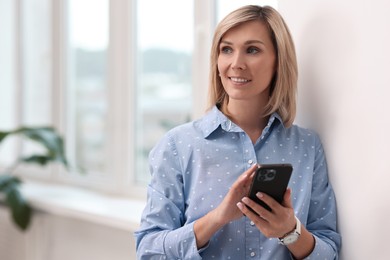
left=1, top=0, right=390, bottom=259
left=0, top=0, right=276, bottom=259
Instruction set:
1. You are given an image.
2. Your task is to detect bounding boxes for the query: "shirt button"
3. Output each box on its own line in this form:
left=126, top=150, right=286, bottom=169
left=248, top=159, right=253, bottom=164
left=250, top=221, right=255, bottom=226
left=250, top=252, right=256, bottom=257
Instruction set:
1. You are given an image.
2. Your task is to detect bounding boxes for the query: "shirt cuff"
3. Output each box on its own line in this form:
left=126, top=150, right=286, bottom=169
left=163, top=222, right=204, bottom=260
left=302, top=235, right=338, bottom=260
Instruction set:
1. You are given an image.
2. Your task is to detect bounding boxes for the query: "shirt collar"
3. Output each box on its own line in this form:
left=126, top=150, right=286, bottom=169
left=197, top=106, right=285, bottom=138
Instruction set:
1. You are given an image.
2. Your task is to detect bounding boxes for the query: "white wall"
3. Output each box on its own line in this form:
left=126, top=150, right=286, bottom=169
left=279, top=0, right=390, bottom=259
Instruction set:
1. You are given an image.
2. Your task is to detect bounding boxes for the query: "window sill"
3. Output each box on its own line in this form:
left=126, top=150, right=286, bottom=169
left=20, top=180, right=145, bottom=232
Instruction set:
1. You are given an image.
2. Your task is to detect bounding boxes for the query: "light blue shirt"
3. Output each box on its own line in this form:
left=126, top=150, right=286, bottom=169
left=135, top=106, right=341, bottom=259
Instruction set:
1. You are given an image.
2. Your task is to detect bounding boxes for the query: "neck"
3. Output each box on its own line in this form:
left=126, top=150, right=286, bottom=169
left=222, top=99, right=269, bottom=143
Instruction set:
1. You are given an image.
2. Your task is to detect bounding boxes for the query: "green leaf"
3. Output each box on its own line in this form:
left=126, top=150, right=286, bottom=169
left=21, top=155, right=54, bottom=166
left=5, top=186, right=32, bottom=231
left=0, top=176, right=31, bottom=231
left=0, top=175, right=21, bottom=192
left=18, top=127, right=60, bottom=151
left=0, top=126, right=75, bottom=232
left=13, top=126, right=69, bottom=169
left=0, top=131, right=10, bottom=143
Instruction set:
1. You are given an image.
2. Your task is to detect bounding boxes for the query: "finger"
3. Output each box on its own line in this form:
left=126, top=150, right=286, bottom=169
left=281, top=188, right=293, bottom=208
left=233, top=164, right=257, bottom=187
left=241, top=164, right=258, bottom=179
left=255, top=192, right=281, bottom=212
left=236, top=201, right=267, bottom=224
left=241, top=197, right=271, bottom=221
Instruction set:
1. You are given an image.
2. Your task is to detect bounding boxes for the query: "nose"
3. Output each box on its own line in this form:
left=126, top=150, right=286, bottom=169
left=231, top=52, right=246, bottom=70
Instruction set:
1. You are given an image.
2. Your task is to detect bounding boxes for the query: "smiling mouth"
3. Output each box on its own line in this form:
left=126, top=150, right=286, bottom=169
left=229, top=77, right=251, bottom=83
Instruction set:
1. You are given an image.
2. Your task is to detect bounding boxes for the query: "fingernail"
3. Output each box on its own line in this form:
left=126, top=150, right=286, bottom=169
left=237, top=202, right=244, bottom=210
left=256, top=192, right=263, bottom=198
left=242, top=197, right=249, bottom=203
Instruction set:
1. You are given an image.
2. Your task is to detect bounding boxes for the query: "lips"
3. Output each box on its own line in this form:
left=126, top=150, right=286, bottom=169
left=229, top=77, right=251, bottom=83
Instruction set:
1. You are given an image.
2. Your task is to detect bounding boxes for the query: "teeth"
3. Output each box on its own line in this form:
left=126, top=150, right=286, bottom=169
left=230, top=77, right=250, bottom=83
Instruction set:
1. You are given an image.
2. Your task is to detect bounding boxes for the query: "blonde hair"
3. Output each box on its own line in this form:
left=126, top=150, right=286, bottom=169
left=208, top=5, right=298, bottom=127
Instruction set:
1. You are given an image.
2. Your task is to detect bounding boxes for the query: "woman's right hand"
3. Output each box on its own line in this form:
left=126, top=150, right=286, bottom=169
left=211, top=164, right=257, bottom=226
left=194, top=164, right=257, bottom=249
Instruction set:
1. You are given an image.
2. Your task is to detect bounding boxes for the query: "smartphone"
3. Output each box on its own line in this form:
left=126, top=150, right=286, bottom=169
left=248, top=163, right=293, bottom=212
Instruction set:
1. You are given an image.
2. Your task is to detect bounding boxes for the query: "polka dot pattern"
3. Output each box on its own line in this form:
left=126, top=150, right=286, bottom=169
left=135, top=106, right=341, bottom=259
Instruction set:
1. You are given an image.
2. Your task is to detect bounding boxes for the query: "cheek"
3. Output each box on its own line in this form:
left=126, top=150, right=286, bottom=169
left=217, top=57, right=228, bottom=74
left=256, top=60, right=276, bottom=76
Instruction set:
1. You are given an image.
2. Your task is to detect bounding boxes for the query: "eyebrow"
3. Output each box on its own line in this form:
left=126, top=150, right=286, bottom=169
left=220, top=39, right=266, bottom=46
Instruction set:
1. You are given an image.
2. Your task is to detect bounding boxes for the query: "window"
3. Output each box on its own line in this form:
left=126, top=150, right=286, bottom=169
left=0, top=0, right=17, bottom=166
left=0, top=1, right=278, bottom=197
left=135, top=0, right=193, bottom=184
left=22, top=0, right=53, bottom=127
left=67, top=0, right=109, bottom=175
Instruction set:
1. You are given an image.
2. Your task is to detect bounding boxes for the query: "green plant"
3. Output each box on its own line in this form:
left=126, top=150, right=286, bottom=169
left=0, top=126, right=70, bottom=231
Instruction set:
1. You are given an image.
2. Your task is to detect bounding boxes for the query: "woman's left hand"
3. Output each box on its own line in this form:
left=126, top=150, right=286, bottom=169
left=237, top=188, right=296, bottom=238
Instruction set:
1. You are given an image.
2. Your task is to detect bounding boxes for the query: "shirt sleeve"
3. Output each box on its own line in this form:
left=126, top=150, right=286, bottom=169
left=303, top=134, right=341, bottom=259
left=134, top=131, right=203, bottom=260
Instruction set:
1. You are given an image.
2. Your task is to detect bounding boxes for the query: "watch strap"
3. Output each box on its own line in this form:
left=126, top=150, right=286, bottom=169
left=278, top=216, right=301, bottom=245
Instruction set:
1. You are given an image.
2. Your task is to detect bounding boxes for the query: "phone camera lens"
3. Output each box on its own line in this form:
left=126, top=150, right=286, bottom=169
left=258, top=169, right=276, bottom=181
left=267, top=169, right=276, bottom=179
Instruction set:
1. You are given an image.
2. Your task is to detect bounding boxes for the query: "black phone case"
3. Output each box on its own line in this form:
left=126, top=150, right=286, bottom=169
left=248, top=164, right=293, bottom=212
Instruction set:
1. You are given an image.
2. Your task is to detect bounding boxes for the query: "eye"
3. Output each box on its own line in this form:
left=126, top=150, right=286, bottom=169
left=220, top=46, right=233, bottom=54
left=247, top=46, right=260, bottom=54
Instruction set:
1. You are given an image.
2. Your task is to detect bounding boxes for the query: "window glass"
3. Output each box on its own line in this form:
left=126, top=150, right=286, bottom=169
left=22, top=0, right=52, bottom=126
left=135, top=0, right=194, bottom=184
left=67, top=0, right=109, bottom=174
left=18, top=0, right=53, bottom=161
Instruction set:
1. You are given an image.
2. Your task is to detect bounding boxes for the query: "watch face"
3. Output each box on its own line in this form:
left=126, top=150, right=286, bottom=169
left=283, top=233, right=299, bottom=245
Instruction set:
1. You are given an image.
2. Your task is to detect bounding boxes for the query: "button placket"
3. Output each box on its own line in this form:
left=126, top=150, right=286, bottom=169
left=242, top=133, right=257, bottom=170
left=245, top=218, right=259, bottom=259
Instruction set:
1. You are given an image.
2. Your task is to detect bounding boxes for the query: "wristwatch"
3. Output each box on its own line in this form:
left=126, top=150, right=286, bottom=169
left=278, top=216, right=301, bottom=246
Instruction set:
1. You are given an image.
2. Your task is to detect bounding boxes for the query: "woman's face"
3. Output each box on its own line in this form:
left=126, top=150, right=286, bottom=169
left=217, top=20, right=276, bottom=104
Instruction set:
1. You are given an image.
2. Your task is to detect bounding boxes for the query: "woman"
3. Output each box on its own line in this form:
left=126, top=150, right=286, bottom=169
left=135, top=5, right=341, bottom=259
